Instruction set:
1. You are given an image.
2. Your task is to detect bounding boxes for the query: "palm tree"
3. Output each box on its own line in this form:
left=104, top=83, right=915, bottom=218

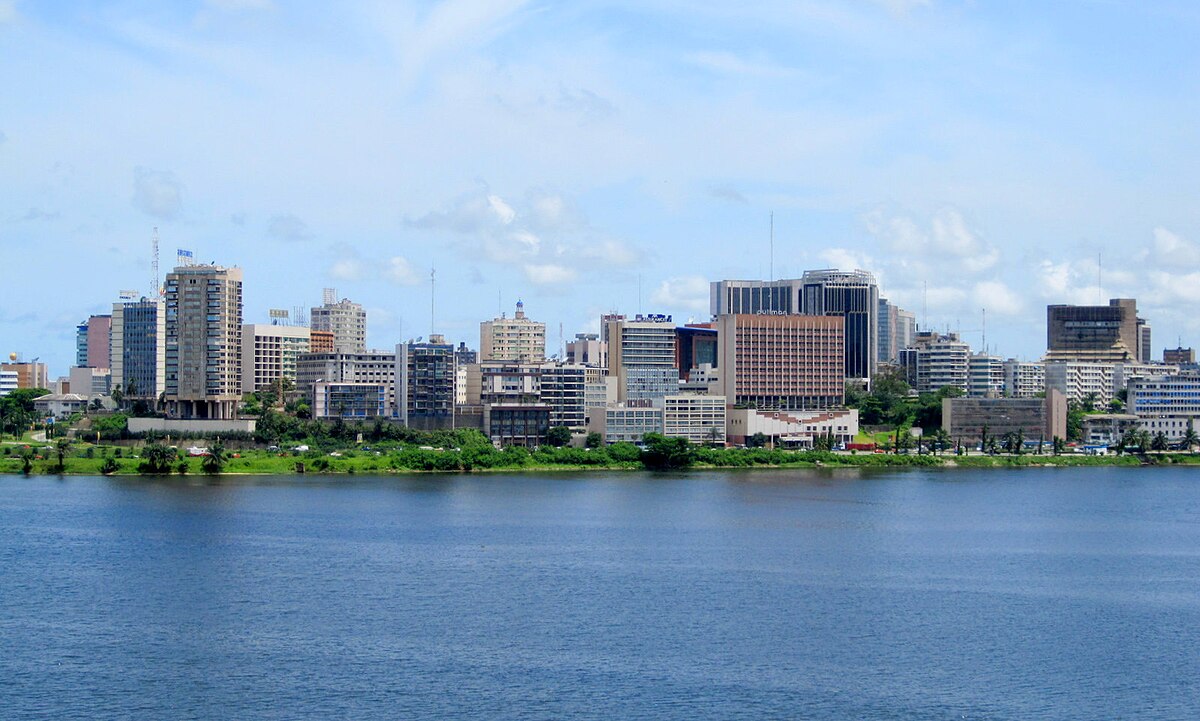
left=201, top=443, right=227, bottom=474
left=55, top=438, right=71, bottom=473
left=1184, top=418, right=1198, bottom=452
left=1151, top=432, right=1169, bottom=452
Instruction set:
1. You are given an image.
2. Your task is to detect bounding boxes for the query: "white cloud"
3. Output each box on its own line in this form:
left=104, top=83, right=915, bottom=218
left=1145, top=227, right=1200, bottom=269
left=819, top=247, right=873, bottom=273
left=651, top=276, right=710, bottom=312
left=870, top=0, right=933, bottom=17
left=384, top=256, right=421, bottom=285
left=523, top=263, right=576, bottom=285
left=329, top=258, right=364, bottom=281
left=973, top=280, right=1023, bottom=316
left=267, top=213, right=312, bottom=242
left=487, top=194, right=516, bottom=225
left=0, top=1, right=17, bottom=24
left=685, top=51, right=797, bottom=78
left=132, top=167, right=183, bottom=220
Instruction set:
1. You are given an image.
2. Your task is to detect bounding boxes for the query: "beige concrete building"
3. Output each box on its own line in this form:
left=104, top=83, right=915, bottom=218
left=1, top=361, right=50, bottom=390
left=241, top=324, right=311, bottom=394
left=164, top=264, right=243, bottom=419
left=663, top=394, right=726, bottom=444
left=480, top=301, right=546, bottom=363
left=310, top=290, right=366, bottom=353
left=715, top=313, right=844, bottom=409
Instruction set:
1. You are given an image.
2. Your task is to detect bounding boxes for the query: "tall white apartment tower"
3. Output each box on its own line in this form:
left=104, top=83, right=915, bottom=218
left=480, top=301, right=547, bottom=363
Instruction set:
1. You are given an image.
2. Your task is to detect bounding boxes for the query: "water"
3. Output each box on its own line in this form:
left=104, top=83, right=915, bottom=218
left=2, top=466, right=1199, bottom=720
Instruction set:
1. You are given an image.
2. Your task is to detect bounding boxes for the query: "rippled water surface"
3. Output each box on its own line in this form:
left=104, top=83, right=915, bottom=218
left=2, top=466, right=1199, bottom=719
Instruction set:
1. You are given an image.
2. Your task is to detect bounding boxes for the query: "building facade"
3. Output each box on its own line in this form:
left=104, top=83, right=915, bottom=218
left=942, top=391, right=1067, bottom=442
left=396, top=336, right=456, bottom=427
left=313, top=382, right=388, bottom=419
left=310, top=291, right=366, bottom=353
left=1002, top=359, right=1045, bottom=398
left=662, top=394, right=726, bottom=444
left=715, top=313, right=844, bottom=409
left=1127, top=374, right=1200, bottom=441
left=967, top=353, right=1005, bottom=398
left=241, top=324, right=311, bottom=394
left=0, top=362, right=49, bottom=390
left=725, top=407, right=859, bottom=447
left=604, top=314, right=679, bottom=403
left=111, top=298, right=166, bottom=401
left=565, top=333, right=606, bottom=367
left=588, top=404, right=664, bottom=444
left=164, top=264, right=244, bottom=419
left=1045, top=298, right=1144, bottom=363
left=480, top=301, right=546, bottom=363
left=296, top=350, right=397, bottom=408
left=800, top=269, right=879, bottom=380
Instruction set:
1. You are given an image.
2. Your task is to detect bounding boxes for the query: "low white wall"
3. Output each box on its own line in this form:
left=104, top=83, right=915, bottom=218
left=127, top=418, right=257, bottom=434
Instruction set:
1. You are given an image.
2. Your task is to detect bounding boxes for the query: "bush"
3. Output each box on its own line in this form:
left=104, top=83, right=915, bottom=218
left=100, top=457, right=119, bottom=475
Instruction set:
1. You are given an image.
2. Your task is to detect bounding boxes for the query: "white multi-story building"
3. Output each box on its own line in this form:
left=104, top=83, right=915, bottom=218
left=296, top=350, right=397, bottom=409
left=588, top=404, right=664, bottom=444
left=480, top=301, right=546, bottom=363
left=1045, top=361, right=1178, bottom=405
left=967, top=353, right=1005, bottom=398
left=726, top=408, right=859, bottom=447
left=663, top=394, right=727, bottom=444
left=0, top=370, right=18, bottom=397
left=902, top=333, right=970, bottom=394
left=1003, top=359, right=1045, bottom=398
left=1127, top=373, right=1200, bottom=441
left=310, top=290, right=366, bottom=354
left=241, top=324, right=311, bottom=394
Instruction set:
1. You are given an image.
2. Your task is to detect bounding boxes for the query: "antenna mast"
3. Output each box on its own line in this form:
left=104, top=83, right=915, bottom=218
left=430, top=267, right=436, bottom=337
left=1097, top=252, right=1102, bottom=303
left=152, top=227, right=160, bottom=297
left=769, top=211, right=774, bottom=282
left=982, top=307, right=987, bottom=355
left=922, top=280, right=928, bottom=331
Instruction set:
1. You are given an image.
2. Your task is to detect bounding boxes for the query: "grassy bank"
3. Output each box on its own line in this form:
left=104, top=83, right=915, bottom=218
left=4, top=441, right=1197, bottom=477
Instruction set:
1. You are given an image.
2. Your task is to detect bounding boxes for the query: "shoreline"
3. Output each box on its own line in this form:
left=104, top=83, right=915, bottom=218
left=2, top=451, right=1192, bottom=477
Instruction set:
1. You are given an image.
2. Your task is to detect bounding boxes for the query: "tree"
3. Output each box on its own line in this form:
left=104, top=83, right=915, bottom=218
left=138, top=443, right=177, bottom=474
left=546, top=426, right=572, bottom=448
left=1014, top=428, right=1024, bottom=456
left=639, top=433, right=694, bottom=470
left=55, top=438, right=71, bottom=473
left=980, top=424, right=989, bottom=455
left=20, top=447, right=34, bottom=475
left=1082, top=392, right=1099, bottom=413
left=931, top=427, right=950, bottom=455
left=1184, top=418, right=1198, bottom=452
left=1052, top=436, right=1066, bottom=456
left=747, top=432, right=769, bottom=449
left=111, top=384, right=125, bottom=410
left=585, top=432, right=603, bottom=449
left=201, top=443, right=227, bottom=474
left=1151, top=432, right=1169, bottom=452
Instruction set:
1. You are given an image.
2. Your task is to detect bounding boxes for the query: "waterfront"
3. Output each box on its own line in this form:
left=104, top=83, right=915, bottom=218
left=2, top=467, right=1198, bottom=719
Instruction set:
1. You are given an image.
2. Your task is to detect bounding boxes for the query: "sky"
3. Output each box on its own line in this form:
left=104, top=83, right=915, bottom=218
left=3, top=0, right=1200, bottom=375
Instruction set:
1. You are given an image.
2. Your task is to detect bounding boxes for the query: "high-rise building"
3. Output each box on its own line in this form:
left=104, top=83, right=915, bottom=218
left=111, top=298, right=166, bottom=401
left=0, top=361, right=49, bottom=390
left=565, top=333, right=606, bottom=367
left=241, top=324, right=311, bottom=395
left=901, top=332, right=970, bottom=394
left=310, top=290, right=366, bottom=354
left=1138, top=320, right=1152, bottom=363
left=715, top=314, right=844, bottom=409
left=539, top=362, right=588, bottom=431
left=801, top=269, right=879, bottom=380
left=662, top=394, right=726, bottom=444
left=710, top=279, right=806, bottom=315
left=396, top=335, right=456, bottom=427
left=163, top=264, right=243, bottom=419
left=1002, top=359, right=1045, bottom=398
left=1127, top=373, right=1200, bottom=441
left=296, top=350, right=397, bottom=408
left=75, top=315, right=113, bottom=369
left=1164, top=347, right=1195, bottom=365
left=480, top=301, right=546, bottom=363
left=603, top=314, right=679, bottom=403
left=1045, top=298, right=1144, bottom=363
left=967, top=353, right=1005, bottom=398
left=675, top=325, right=718, bottom=380
left=895, top=308, right=917, bottom=352
left=877, top=299, right=917, bottom=363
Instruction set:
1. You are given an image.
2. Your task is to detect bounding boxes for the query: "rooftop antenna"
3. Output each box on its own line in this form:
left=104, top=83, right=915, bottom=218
left=769, top=211, right=774, bottom=282
left=430, top=267, right=436, bottom=337
left=559, top=322, right=564, bottom=361
left=638, top=274, right=642, bottom=315
left=323, top=288, right=337, bottom=305
left=151, top=227, right=160, bottom=296
left=982, top=307, right=987, bottom=355
left=1097, top=252, right=1102, bottom=303
left=922, top=280, right=928, bottom=331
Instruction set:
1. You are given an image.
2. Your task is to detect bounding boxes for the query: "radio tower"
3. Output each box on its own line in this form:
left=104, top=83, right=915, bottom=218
left=152, top=227, right=160, bottom=297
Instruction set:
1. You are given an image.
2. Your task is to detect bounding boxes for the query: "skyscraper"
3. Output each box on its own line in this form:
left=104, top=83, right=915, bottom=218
left=111, top=297, right=165, bottom=401
left=800, top=269, right=879, bottom=380
left=603, top=313, right=679, bottom=402
left=715, top=313, right=844, bottom=409
left=164, top=264, right=243, bottom=419
left=1045, top=298, right=1144, bottom=363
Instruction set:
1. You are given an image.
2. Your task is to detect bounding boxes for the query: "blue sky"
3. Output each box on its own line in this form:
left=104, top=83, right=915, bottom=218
left=3, top=0, right=1200, bottom=375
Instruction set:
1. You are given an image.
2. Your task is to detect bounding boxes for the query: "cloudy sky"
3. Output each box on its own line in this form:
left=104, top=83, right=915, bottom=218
left=3, top=0, right=1200, bottom=374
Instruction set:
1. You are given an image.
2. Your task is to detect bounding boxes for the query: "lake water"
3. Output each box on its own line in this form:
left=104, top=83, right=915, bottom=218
left=2, top=467, right=1199, bottom=720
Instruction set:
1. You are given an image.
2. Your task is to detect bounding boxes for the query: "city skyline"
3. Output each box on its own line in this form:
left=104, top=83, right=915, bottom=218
left=5, top=1, right=1200, bottom=373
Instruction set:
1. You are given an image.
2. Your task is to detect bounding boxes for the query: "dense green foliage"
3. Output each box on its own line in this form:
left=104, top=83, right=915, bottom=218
left=0, top=388, right=49, bottom=438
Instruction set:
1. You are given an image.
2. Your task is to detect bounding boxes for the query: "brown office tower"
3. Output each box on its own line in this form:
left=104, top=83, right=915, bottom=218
left=716, top=314, right=845, bottom=409
left=1045, top=298, right=1145, bottom=363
